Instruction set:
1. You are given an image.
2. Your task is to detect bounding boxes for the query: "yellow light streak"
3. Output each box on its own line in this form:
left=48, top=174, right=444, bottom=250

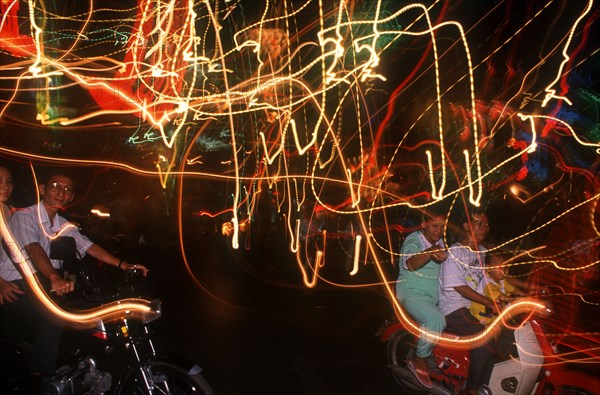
left=1, top=0, right=598, bottom=355
left=518, top=113, right=600, bottom=154
left=541, top=0, right=594, bottom=108
left=0, top=205, right=154, bottom=327
left=349, top=234, right=362, bottom=276
left=90, top=209, right=110, bottom=218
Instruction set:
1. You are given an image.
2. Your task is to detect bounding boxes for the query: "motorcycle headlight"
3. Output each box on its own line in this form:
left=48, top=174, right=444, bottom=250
left=142, top=299, right=162, bottom=324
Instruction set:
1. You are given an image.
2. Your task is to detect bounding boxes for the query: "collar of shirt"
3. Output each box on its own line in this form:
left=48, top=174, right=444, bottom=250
left=417, top=231, right=445, bottom=249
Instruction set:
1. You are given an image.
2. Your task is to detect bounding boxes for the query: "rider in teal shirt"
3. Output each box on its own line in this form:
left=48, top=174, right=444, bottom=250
left=396, top=212, right=448, bottom=388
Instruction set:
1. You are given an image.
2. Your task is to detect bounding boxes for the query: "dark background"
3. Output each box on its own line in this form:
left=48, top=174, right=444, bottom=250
left=1, top=1, right=599, bottom=392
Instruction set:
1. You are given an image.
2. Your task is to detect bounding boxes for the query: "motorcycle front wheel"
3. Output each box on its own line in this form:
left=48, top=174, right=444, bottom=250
left=118, top=360, right=214, bottom=395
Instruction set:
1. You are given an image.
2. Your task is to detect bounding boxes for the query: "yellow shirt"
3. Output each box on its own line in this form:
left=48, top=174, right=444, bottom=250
left=470, top=274, right=515, bottom=325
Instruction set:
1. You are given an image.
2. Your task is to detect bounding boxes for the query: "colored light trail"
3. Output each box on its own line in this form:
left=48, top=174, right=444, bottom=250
left=0, top=203, right=156, bottom=327
left=0, top=0, right=599, bottom=362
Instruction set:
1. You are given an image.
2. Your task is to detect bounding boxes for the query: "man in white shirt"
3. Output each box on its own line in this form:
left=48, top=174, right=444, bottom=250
left=439, top=211, right=498, bottom=395
left=3, top=172, right=147, bottom=291
left=0, top=170, right=148, bottom=382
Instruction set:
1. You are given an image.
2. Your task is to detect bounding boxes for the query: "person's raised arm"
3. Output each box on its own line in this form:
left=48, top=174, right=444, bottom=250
left=406, top=245, right=447, bottom=271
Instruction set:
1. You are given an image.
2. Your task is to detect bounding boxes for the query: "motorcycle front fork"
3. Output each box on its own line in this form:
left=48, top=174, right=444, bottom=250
left=126, top=326, right=158, bottom=393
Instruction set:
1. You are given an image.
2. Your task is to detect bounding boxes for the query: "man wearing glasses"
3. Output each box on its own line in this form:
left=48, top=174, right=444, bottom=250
left=3, top=170, right=148, bottom=293
left=438, top=210, right=497, bottom=395
left=0, top=169, right=148, bottom=387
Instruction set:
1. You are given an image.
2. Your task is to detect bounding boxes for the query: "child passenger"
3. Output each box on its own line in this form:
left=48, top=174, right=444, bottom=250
left=469, top=253, right=527, bottom=325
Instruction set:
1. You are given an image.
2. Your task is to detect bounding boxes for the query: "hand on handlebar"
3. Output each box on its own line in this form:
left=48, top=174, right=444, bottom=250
left=120, top=261, right=149, bottom=276
left=50, top=274, right=75, bottom=296
left=484, top=298, right=504, bottom=315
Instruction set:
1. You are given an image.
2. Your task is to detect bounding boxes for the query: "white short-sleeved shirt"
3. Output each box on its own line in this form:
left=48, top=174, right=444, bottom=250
left=439, top=243, right=486, bottom=315
left=0, top=203, right=14, bottom=281
left=0, top=202, right=93, bottom=281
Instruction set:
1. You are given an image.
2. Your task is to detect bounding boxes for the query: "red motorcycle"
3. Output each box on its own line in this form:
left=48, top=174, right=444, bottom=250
left=377, top=299, right=600, bottom=395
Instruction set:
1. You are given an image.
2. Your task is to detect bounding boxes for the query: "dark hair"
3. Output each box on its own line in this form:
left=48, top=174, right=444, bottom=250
left=38, top=168, right=77, bottom=186
left=459, top=206, right=488, bottom=225
left=485, top=250, right=509, bottom=267
left=0, top=161, right=14, bottom=174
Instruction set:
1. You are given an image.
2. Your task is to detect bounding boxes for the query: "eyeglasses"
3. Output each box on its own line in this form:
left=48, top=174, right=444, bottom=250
left=47, top=182, right=74, bottom=195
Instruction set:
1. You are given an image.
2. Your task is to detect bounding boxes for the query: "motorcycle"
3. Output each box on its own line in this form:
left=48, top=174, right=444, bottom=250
left=0, top=248, right=214, bottom=395
left=377, top=295, right=600, bottom=395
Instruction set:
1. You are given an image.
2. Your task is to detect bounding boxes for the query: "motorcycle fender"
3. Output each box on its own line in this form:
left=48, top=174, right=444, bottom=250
left=390, top=365, right=453, bottom=395
left=379, top=321, right=405, bottom=342
left=114, top=355, right=204, bottom=394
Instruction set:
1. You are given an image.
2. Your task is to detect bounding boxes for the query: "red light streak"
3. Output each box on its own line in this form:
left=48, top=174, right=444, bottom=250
left=0, top=0, right=598, bottom=359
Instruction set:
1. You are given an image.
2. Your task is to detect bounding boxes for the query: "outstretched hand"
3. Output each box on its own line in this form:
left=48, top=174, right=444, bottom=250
left=429, top=245, right=448, bottom=263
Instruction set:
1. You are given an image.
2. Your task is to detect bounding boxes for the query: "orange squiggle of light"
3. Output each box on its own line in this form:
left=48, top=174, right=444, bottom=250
left=295, top=248, right=325, bottom=289
left=0, top=206, right=154, bottom=327
left=1, top=1, right=597, bottom=352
